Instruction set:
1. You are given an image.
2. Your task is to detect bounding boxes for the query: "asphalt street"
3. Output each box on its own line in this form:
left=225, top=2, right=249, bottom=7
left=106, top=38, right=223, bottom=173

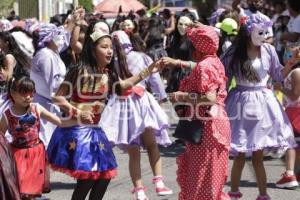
left=40, top=102, right=300, bottom=200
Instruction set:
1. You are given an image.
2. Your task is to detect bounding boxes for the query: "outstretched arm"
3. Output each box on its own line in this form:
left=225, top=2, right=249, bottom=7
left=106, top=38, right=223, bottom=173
left=118, top=60, right=162, bottom=92
left=39, top=105, right=78, bottom=127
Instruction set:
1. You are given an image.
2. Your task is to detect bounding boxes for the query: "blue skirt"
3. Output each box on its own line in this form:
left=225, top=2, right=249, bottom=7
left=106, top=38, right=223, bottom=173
left=47, top=126, right=117, bottom=180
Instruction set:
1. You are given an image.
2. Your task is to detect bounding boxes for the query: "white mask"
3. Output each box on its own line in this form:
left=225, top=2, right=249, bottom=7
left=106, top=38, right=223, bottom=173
left=250, top=25, right=269, bottom=46
left=177, top=16, right=192, bottom=36
left=121, top=19, right=135, bottom=32
left=52, top=34, right=65, bottom=51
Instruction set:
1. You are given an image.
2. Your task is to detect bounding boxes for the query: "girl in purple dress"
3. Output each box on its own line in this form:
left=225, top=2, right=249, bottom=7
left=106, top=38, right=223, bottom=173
left=222, top=14, right=300, bottom=200
left=100, top=30, right=172, bottom=200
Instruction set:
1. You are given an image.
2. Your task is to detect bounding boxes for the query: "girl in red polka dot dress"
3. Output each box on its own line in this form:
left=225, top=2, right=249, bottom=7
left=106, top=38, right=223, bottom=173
left=162, top=23, right=231, bottom=200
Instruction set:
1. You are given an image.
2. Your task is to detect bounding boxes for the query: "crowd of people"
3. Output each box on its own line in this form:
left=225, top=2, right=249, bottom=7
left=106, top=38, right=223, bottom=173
left=0, top=0, right=300, bottom=200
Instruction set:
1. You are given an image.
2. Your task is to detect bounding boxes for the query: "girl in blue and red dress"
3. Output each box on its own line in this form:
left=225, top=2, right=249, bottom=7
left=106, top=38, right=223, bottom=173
left=47, top=21, right=163, bottom=200
left=0, top=76, right=77, bottom=200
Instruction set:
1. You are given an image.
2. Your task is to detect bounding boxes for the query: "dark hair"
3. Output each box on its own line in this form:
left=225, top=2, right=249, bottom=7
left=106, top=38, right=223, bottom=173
left=162, top=9, right=171, bottom=19
left=32, top=30, right=41, bottom=55
left=8, top=76, right=35, bottom=97
left=229, top=24, right=260, bottom=82
left=288, top=0, right=300, bottom=13
left=0, top=31, right=31, bottom=70
left=127, top=32, right=146, bottom=52
left=146, top=16, right=165, bottom=48
left=0, top=51, right=5, bottom=70
left=112, top=35, right=133, bottom=80
left=273, top=0, right=286, bottom=8
left=168, top=13, right=194, bottom=59
left=111, top=15, right=126, bottom=32
left=50, top=14, right=66, bottom=26
left=66, top=21, right=121, bottom=95
left=218, top=10, right=240, bottom=25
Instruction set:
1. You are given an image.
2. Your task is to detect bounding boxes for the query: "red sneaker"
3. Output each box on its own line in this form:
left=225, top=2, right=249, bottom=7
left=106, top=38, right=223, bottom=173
left=296, top=172, right=300, bottom=183
left=228, top=191, right=242, bottom=200
left=155, top=186, right=173, bottom=196
left=152, top=176, right=173, bottom=196
left=131, top=187, right=149, bottom=200
left=275, top=172, right=299, bottom=189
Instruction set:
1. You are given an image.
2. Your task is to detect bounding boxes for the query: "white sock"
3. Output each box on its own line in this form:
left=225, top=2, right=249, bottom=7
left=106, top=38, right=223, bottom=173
left=136, top=190, right=146, bottom=199
left=286, top=170, right=295, bottom=176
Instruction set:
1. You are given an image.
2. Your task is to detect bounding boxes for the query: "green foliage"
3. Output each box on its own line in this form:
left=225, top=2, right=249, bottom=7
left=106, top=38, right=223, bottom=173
left=79, top=0, right=93, bottom=12
left=0, top=0, right=14, bottom=17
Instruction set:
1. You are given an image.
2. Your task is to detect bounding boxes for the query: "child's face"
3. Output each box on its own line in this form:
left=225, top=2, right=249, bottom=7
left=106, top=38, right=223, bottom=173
left=11, top=91, right=34, bottom=107
left=95, top=37, right=113, bottom=67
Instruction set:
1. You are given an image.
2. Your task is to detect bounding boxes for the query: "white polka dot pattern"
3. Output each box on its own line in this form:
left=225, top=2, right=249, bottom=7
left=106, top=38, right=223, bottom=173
left=176, top=50, right=231, bottom=199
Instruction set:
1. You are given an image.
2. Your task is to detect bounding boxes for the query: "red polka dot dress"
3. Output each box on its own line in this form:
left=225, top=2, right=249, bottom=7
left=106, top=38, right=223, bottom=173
left=176, top=25, right=231, bottom=200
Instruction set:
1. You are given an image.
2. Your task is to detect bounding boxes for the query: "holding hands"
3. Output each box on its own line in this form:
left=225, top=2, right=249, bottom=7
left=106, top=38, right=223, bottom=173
left=168, top=91, right=188, bottom=103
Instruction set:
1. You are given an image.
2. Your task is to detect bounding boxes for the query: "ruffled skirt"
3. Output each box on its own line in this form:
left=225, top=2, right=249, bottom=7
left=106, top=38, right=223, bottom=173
left=12, top=142, right=46, bottom=197
left=47, top=126, right=117, bottom=180
left=99, top=92, right=171, bottom=150
left=226, top=85, right=297, bottom=156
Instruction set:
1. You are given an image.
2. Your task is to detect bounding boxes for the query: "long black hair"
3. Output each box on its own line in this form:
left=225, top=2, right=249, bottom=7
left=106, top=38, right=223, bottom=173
left=169, top=13, right=194, bottom=59
left=0, top=31, right=31, bottom=71
left=65, top=20, right=133, bottom=96
left=229, top=24, right=260, bottom=82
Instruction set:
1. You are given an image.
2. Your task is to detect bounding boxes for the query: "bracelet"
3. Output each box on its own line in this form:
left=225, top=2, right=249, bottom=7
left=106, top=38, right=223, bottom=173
left=188, top=61, right=192, bottom=69
left=139, top=68, right=150, bottom=79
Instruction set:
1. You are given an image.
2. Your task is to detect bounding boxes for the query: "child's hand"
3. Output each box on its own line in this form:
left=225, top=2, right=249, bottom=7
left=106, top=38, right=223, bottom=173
left=148, top=59, right=163, bottom=74
left=78, top=111, right=94, bottom=124
left=289, top=47, right=300, bottom=66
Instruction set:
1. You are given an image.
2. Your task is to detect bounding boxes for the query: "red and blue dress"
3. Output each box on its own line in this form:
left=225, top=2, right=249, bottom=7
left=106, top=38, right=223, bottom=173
left=47, top=76, right=117, bottom=180
left=3, top=103, right=46, bottom=198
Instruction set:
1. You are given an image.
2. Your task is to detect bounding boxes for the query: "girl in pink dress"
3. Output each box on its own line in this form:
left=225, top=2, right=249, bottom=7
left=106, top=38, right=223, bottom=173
left=0, top=76, right=77, bottom=200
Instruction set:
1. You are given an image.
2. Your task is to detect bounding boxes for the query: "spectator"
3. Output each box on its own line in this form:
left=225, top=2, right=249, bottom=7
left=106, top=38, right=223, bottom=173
left=7, top=10, right=20, bottom=21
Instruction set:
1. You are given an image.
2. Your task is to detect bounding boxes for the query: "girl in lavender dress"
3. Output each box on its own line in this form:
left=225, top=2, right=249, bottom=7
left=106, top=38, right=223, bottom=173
left=222, top=14, right=300, bottom=200
left=100, top=30, right=172, bottom=200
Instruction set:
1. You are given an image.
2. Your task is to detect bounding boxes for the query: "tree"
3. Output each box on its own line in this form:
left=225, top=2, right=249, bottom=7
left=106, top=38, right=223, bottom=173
left=0, top=0, right=14, bottom=17
left=79, top=0, right=93, bottom=12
